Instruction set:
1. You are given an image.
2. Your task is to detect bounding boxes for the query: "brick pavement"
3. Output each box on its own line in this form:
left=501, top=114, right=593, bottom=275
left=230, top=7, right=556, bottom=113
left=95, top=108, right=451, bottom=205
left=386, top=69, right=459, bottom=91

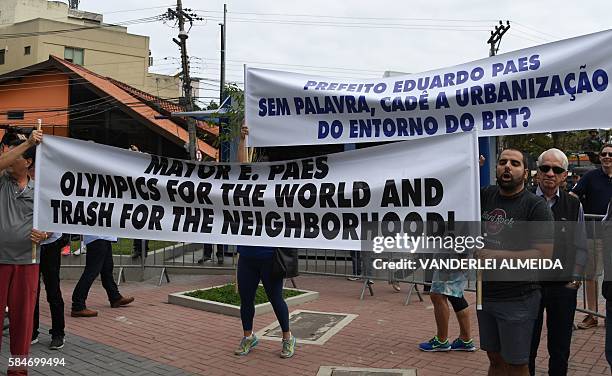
left=1, top=274, right=610, bottom=375
left=1, top=325, right=193, bottom=376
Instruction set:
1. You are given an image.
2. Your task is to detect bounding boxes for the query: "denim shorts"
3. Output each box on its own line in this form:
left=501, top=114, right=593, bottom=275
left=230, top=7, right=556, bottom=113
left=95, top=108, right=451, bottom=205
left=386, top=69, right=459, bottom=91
left=431, top=270, right=467, bottom=298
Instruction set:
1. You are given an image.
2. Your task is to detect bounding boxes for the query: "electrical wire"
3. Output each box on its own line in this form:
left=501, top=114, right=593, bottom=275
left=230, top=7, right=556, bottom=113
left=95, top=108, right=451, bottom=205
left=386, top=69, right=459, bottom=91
left=196, top=10, right=498, bottom=23
left=0, top=15, right=166, bottom=39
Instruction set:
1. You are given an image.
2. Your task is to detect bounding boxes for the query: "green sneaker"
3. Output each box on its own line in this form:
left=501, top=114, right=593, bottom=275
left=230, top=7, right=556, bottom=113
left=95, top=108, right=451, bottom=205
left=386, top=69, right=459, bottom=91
left=280, top=335, right=296, bottom=358
left=234, top=335, right=258, bottom=355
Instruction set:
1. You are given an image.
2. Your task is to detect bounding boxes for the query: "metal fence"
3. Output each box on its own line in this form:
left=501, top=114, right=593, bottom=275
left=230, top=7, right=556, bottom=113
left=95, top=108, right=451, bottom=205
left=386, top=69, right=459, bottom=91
left=59, top=213, right=608, bottom=316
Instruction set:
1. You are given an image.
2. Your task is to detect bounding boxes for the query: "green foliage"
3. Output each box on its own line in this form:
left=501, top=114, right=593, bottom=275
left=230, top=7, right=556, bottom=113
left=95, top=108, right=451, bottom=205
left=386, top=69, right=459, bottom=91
left=196, top=84, right=244, bottom=151
left=220, top=83, right=245, bottom=143
left=184, top=283, right=304, bottom=306
left=502, top=130, right=602, bottom=160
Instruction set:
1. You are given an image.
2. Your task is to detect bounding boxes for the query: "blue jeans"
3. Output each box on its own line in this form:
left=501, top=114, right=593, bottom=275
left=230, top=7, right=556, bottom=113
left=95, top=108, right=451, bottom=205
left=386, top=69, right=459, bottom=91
left=606, top=300, right=612, bottom=367
left=237, top=255, right=289, bottom=332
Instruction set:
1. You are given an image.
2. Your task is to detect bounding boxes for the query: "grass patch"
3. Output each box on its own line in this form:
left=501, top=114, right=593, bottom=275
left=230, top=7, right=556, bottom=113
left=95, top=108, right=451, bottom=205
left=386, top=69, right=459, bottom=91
left=70, top=239, right=178, bottom=255
left=184, top=284, right=305, bottom=306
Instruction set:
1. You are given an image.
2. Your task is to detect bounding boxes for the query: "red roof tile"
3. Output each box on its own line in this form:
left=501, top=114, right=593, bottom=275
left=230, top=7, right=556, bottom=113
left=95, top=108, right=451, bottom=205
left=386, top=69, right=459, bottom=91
left=49, top=56, right=218, bottom=159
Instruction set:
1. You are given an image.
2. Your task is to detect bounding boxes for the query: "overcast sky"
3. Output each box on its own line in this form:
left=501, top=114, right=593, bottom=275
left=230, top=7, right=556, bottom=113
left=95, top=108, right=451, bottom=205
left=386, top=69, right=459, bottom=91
left=77, top=0, right=611, bottom=105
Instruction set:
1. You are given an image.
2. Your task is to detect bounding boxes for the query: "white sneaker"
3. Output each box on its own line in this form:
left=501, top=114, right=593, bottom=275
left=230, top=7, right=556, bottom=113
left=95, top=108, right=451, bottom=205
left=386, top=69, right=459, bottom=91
left=73, top=245, right=87, bottom=255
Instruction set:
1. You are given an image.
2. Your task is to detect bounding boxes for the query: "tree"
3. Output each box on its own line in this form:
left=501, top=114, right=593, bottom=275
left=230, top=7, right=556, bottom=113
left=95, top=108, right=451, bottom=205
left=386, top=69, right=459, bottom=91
left=218, top=83, right=245, bottom=143
left=502, top=130, right=604, bottom=162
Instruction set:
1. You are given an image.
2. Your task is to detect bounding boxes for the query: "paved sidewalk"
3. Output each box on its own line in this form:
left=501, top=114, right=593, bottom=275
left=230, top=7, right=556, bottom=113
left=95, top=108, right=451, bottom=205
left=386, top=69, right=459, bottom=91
left=1, top=325, right=192, bottom=376
left=1, top=274, right=610, bottom=375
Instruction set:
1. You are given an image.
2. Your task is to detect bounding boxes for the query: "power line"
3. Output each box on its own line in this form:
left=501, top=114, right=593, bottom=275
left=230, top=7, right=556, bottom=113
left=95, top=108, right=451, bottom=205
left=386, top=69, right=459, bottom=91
left=196, top=10, right=497, bottom=23
left=511, top=21, right=562, bottom=41
left=194, top=17, right=490, bottom=32
left=510, top=27, right=554, bottom=43
left=100, top=5, right=176, bottom=15
left=0, top=5, right=175, bottom=26
left=507, top=32, right=548, bottom=45
left=0, top=15, right=166, bottom=39
left=194, top=10, right=560, bottom=43
left=0, top=95, right=212, bottom=116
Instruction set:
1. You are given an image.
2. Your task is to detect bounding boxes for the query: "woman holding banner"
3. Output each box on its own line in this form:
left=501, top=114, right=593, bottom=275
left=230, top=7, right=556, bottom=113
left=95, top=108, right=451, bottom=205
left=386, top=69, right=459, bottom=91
left=233, top=125, right=296, bottom=359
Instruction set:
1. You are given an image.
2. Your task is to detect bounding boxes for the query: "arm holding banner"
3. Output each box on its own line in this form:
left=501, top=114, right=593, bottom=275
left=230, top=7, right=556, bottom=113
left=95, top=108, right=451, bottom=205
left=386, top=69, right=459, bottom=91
left=0, top=130, right=42, bottom=171
left=234, top=125, right=248, bottom=292
left=237, top=125, right=249, bottom=163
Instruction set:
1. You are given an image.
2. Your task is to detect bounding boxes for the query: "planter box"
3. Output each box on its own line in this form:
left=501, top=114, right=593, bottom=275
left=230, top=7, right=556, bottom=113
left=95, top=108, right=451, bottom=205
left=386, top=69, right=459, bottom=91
left=168, top=284, right=319, bottom=317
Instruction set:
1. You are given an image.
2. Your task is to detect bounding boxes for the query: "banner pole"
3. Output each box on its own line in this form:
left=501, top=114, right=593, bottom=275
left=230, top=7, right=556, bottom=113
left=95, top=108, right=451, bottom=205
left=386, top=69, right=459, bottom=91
left=235, top=133, right=253, bottom=294
left=32, top=119, right=42, bottom=264
left=476, top=269, right=483, bottom=310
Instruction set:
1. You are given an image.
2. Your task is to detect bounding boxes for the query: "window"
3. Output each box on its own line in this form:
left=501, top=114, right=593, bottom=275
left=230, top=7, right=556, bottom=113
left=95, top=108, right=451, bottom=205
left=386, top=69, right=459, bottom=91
left=7, top=111, right=25, bottom=120
left=64, top=47, right=84, bottom=65
left=24, top=46, right=31, bottom=55
left=0, top=49, right=5, bottom=65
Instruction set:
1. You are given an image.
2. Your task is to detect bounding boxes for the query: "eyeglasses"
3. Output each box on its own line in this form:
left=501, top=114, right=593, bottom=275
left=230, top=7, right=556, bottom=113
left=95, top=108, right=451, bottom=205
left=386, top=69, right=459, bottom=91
left=600, top=152, right=612, bottom=157
left=538, top=165, right=565, bottom=174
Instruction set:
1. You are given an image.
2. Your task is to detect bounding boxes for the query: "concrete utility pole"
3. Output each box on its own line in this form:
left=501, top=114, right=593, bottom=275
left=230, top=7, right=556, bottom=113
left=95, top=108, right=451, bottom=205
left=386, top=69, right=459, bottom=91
left=169, top=0, right=197, bottom=160
left=488, top=20, right=511, bottom=57
left=480, top=20, right=511, bottom=186
left=218, top=4, right=232, bottom=164
left=219, top=4, right=227, bottom=104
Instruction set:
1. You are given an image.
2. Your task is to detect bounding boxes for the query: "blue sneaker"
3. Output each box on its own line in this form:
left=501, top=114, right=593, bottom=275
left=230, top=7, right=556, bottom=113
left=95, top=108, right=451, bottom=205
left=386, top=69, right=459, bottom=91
left=418, top=336, right=451, bottom=352
left=450, top=338, right=476, bottom=352
left=234, top=335, right=258, bottom=355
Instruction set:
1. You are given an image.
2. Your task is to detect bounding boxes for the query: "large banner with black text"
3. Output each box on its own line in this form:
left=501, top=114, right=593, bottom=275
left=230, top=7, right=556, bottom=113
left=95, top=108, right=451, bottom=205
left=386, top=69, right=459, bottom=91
left=245, top=29, right=612, bottom=147
left=33, top=134, right=480, bottom=250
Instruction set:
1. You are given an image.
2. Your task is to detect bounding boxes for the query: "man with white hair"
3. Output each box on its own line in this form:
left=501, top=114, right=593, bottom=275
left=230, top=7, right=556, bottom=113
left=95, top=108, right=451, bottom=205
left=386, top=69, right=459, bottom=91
left=528, top=148, right=587, bottom=376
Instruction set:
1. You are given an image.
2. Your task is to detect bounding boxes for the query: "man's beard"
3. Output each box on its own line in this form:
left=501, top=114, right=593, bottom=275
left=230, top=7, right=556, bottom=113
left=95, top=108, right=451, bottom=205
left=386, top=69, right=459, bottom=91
left=497, top=174, right=523, bottom=192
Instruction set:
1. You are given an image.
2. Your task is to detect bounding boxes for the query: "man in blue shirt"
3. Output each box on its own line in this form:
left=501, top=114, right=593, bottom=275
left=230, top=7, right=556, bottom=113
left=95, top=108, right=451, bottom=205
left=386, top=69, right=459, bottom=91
left=571, top=143, right=612, bottom=329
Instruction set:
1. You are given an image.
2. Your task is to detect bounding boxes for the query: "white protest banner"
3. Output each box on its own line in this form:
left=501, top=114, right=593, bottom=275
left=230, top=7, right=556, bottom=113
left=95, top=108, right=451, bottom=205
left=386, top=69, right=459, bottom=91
left=245, top=29, right=612, bottom=147
left=33, top=133, right=480, bottom=251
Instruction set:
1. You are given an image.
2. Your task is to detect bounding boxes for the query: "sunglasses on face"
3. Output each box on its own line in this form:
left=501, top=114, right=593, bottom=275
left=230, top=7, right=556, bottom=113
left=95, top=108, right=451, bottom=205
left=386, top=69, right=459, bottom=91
left=538, top=165, right=565, bottom=174
left=600, top=152, right=612, bottom=157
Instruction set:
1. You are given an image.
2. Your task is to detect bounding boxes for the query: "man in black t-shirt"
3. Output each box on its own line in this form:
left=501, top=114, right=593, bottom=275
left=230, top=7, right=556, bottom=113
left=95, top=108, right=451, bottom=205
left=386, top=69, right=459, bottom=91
left=478, top=148, right=554, bottom=375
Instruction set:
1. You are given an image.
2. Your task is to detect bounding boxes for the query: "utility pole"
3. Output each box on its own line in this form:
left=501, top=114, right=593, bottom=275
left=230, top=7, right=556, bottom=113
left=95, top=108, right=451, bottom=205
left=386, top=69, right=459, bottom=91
left=488, top=20, right=510, bottom=57
left=480, top=20, right=510, bottom=186
left=219, top=4, right=227, bottom=104
left=169, top=0, right=197, bottom=160
left=218, top=4, right=231, bottom=164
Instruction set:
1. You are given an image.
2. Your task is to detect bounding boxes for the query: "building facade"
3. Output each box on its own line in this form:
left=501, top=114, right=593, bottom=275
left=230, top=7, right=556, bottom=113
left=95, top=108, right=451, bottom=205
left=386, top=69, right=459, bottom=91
left=0, top=0, right=181, bottom=99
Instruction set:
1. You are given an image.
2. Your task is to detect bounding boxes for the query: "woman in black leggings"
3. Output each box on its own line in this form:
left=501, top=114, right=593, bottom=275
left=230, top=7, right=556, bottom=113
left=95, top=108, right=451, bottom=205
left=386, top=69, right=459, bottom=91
left=234, top=125, right=295, bottom=358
